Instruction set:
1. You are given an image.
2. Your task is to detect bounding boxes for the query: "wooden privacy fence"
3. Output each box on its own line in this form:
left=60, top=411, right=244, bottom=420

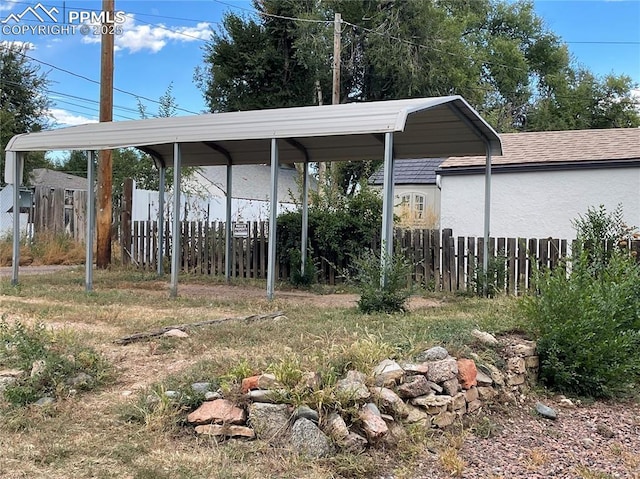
left=128, top=220, right=625, bottom=295
left=32, top=186, right=88, bottom=242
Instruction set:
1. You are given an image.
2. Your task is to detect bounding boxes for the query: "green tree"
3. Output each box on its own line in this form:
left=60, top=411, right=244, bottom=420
left=0, top=42, right=53, bottom=185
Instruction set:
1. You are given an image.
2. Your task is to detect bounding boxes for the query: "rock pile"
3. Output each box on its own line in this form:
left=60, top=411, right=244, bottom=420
left=181, top=333, right=540, bottom=456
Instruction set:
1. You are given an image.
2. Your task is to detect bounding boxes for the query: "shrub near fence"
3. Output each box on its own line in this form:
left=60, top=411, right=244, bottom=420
left=127, top=220, right=640, bottom=295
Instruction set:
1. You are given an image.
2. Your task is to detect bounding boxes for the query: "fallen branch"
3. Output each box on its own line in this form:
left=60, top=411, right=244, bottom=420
left=114, top=310, right=285, bottom=345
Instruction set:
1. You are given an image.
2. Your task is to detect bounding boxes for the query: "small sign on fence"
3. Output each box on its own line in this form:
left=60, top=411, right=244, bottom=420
left=233, top=222, right=249, bottom=238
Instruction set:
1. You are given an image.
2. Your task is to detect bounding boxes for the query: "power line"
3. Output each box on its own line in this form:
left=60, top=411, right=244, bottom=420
left=11, top=50, right=201, bottom=115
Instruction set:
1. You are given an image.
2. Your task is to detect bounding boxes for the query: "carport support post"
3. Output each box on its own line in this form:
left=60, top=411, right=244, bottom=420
left=301, top=160, right=309, bottom=275
left=86, top=151, right=96, bottom=292
left=225, top=163, right=232, bottom=281
left=157, top=166, right=166, bottom=276
left=267, top=139, right=279, bottom=300
left=11, top=152, right=22, bottom=285
left=170, top=143, right=182, bottom=298
left=380, top=132, right=395, bottom=286
left=482, top=147, right=492, bottom=296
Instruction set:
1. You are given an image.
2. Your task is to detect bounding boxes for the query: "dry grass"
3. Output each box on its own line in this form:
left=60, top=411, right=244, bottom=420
left=0, top=232, right=85, bottom=267
left=0, top=269, right=524, bottom=479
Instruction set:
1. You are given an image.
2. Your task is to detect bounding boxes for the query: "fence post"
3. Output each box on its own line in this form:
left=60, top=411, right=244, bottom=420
left=120, top=178, right=133, bottom=265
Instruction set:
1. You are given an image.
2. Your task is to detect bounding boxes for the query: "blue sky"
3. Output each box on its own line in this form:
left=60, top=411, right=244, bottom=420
left=1, top=0, right=639, bottom=128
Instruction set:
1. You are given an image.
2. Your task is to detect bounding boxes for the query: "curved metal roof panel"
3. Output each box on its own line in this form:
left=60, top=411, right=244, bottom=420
left=6, top=96, right=501, bottom=167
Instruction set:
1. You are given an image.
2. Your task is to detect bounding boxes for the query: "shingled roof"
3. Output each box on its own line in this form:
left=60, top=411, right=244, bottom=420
left=369, top=158, right=445, bottom=185
left=440, top=128, right=640, bottom=169
left=29, top=168, right=87, bottom=190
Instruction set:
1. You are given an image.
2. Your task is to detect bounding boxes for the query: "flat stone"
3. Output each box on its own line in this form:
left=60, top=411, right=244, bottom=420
left=187, top=399, right=247, bottom=425
left=427, top=380, right=444, bottom=394
left=359, top=404, right=388, bottom=441
left=426, top=357, right=458, bottom=383
left=292, top=405, right=319, bottom=423
left=191, top=382, right=215, bottom=394
left=476, top=369, right=493, bottom=386
left=457, top=358, right=478, bottom=389
left=397, top=375, right=433, bottom=399
left=401, top=362, right=429, bottom=375
left=535, top=402, right=557, bottom=420
left=195, top=424, right=255, bottom=439
left=411, top=394, right=452, bottom=414
left=162, top=328, right=189, bottom=338
left=506, top=373, right=525, bottom=386
left=471, top=329, right=499, bottom=346
left=416, top=346, right=449, bottom=362
left=290, top=417, right=333, bottom=458
left=372, top=359, right=405, bottom=386
left=247, top=389, right=285, bottom=403
left=248, top=403, right=290, bottom=441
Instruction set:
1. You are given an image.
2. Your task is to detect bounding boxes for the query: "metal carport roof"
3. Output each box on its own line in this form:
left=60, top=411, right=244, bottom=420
left=6, top=96, right=502, bottom=165
left=5, top=95, right=502, bottom=298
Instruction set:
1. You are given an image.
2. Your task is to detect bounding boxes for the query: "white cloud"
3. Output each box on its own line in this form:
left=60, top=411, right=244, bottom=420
left=49, top=108, right=98, bottom=127
left=0, top=0, right=19, bottom=13
left=81, top=14, right=211, bottom=54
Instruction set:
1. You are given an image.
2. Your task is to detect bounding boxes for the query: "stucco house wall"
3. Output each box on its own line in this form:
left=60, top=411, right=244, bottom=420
left=440, top=166, right=640, bottom=239
left=439, top=129, right=640, bottom=240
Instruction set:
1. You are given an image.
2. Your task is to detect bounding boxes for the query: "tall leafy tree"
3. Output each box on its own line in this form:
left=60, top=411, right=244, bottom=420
left=0, top=42, right=53, bottom=185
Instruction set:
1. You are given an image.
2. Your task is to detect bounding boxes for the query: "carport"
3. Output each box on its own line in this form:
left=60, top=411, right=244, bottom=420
left=4, top=96, right=502, bottom=298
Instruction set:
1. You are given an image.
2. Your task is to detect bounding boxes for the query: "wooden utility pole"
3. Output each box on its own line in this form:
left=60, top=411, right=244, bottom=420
left=319, top=12, right=341, bottom=192
left=332, top=12, right=341, bottom=106
left=97, top=0, right=114, bottom=268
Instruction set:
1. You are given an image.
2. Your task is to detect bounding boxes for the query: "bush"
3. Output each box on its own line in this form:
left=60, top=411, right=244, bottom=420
left=276, top=187, right=383, bottom=284
left=522, top=206, right=640, bottom=398
left=354, top=249, right=413, bottom=314
left=0, top=320, right=110, bottom=406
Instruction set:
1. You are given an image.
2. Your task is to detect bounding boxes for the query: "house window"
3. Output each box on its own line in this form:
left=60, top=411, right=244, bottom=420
left=398, top=193, right=425, bottom=218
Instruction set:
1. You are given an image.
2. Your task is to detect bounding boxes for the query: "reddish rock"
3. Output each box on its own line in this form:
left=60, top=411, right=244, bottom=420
left=456, top=358, right=478, bottom=390
left=241, top=375, right=260, bottom=393
left=187, top=399, right=247, bottom=425
left=359, top=405, right=388, bottom=441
